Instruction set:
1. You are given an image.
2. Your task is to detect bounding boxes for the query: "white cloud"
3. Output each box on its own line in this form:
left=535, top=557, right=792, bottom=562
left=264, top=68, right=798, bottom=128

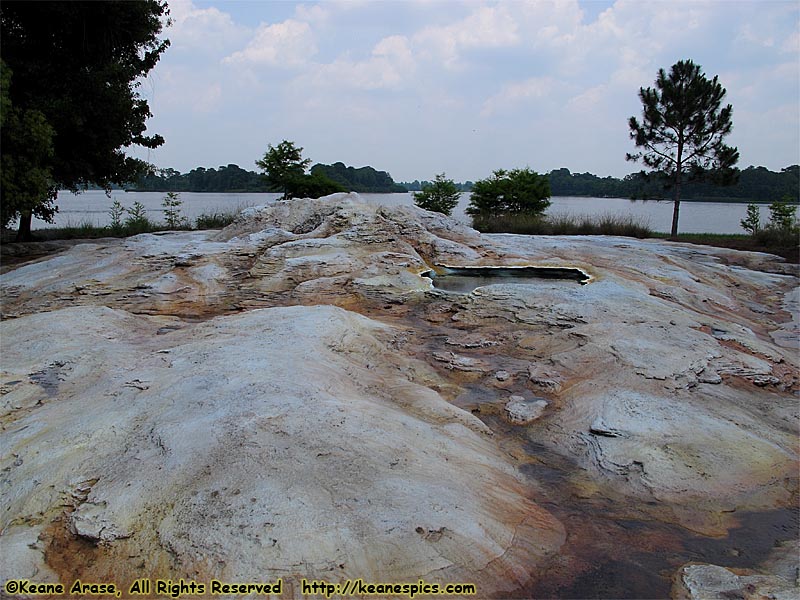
left=481, top=77, right=558, bottom=116
left=413, top=5, right=519, bottom=68
left=166, top=0, right=246, bottom=53
left=223, top=19, right=317, bottom=68
left=302, top=35, right=415, bottom=91
left=567, top=84, right=608, bottom=112
left=155, top=67, right=224, bottom=114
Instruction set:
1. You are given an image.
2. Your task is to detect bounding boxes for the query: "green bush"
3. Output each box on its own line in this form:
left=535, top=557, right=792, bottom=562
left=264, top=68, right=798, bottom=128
left=124, top=201, right=156, bottom=235
left=413, top=173, right=461, bottom=215
left=162, top=191, right=188, bottom=229
left=740, top=203, right=761, bottom=235
left=767, top=199, right=798, bottom=231
left=286, top=172, right=345, bottom=199
left=467, top=168, right=550, bottom=218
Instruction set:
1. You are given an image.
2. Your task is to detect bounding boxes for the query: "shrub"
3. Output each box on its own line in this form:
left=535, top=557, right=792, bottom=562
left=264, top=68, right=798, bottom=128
left=466, top=168, right=550, bottom=219
left=413, top=173, right=461, bottom=216
left=768, top=200, right=798, bottom=231
left=124, top=201, right=156, bottom=235
left=108, top=199, right=125, bottom=234
left=162, top=191, right=188, bottom=229
left=740, top=203, right=761, bottom=235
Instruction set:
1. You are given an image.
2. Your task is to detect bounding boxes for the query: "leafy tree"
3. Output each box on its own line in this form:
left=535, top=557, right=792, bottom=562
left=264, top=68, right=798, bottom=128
left=740, top=204, right=761, bottom=235
left=413, top=173, right=461, bottom=215
left=1, top=1, right=170, bottom=240
left=627, top=59, right=739, bottom=236
left=256, top=141, right=343, bottom=199
left=256, top=140, right=311, bottom=199
left=466, top=168, right=551, bottom=218
left=1, top=61, right=57, bottom=230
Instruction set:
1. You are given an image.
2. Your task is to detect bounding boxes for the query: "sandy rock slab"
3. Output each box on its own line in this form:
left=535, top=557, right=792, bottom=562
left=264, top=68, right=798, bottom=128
left=0, top=305, right=564, bottom=597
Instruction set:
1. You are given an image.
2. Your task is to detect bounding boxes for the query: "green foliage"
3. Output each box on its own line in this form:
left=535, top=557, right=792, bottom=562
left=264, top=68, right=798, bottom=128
left=740, top=204, right=761, bottom=235
left=402, top=180, right=473, bottom=192
left=124, top=201, right=154, bottom=234
left=134, top=164, right=267, bottom=193
left=161, top=192, right=187, bottom=229
left=311, top=162, right=407, bottom=193
left=472, top=213, right=651, bottom=238
left=255, top=140, right=312, bottom=199
left=1, top=1, right=169, bottom=238
left=255, top=141, right=347, bottom=199
left=768, top=199, right=798, bottom=231
left=628, top=59, right=739, bottom=236
left=413, top=173, right=461, bottom=215
left=0, top=60, right=57, bottom=232
left=466, top=168, right=551, bottom=218
left=286, top=172, right=345, bottom=199
left=109, top=200, right=125, bottom=233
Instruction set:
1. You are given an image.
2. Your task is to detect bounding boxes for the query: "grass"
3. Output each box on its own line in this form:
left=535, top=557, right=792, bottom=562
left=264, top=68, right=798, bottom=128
left=472, top=212, right=799, bottom=263
left=2, top=208, right=241, bottom=244
left=472, top=212, right=653, bottom=238
left=653, top=229, right=799, bottom=263
left=194, top=210, right=238, bottom=229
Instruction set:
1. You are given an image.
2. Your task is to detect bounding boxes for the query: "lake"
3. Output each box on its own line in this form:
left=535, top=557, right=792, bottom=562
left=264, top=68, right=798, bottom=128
left=30, top=190, right=770, bottom=235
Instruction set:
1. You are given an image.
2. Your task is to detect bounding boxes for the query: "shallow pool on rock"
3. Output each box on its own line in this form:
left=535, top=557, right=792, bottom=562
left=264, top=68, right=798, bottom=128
left=423, top=265, right=590, bottom=293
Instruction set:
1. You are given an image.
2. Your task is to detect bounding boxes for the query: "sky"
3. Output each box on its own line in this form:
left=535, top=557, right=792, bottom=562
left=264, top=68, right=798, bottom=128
left=130, top=0, right=800, bottom=182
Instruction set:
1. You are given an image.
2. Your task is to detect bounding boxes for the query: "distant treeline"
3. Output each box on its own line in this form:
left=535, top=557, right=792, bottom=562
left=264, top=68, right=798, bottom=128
left=128, top=163, right=798, bottom=203
left=548, top=165, right=799, bottom=202
left=402, top=165, right=799, bottom=202
left=131, top=163, right=406, bottom=193
left=400, top=180, right=474, bottom=192
left=309, top=162, right=406, bottom=193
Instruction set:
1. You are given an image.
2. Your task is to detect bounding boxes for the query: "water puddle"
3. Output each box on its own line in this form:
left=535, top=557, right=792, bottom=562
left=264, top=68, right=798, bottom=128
left=421, top=265, right=590, bottom=293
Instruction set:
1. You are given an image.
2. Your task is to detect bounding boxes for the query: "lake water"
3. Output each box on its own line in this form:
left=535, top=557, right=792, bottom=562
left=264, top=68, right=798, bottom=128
left=31, top=190, right=770, bottom=235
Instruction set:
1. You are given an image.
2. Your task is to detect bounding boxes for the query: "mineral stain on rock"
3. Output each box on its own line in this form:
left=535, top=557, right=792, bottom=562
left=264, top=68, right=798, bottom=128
left=1, top=194, right=797, bottom=598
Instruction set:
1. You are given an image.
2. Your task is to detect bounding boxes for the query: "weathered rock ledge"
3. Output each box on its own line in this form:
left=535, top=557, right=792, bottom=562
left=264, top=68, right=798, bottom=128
left=1, top=194, right=797, bottom=598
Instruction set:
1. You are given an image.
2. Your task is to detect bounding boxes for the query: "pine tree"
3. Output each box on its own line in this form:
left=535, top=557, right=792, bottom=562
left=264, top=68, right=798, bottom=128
left=627, top=59, right=739, bottom=236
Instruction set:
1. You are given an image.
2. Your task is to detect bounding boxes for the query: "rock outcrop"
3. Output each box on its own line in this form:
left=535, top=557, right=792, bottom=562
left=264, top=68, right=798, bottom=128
left=2, top=193, right=797, bottom=597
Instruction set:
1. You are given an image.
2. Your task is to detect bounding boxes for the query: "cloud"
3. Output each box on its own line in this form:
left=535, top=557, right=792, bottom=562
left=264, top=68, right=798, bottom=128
left=301, top=35, right=416, bottom=91
left=481, top=77, right=559, bottom=116
left=154, top=67, right=224, bottom=114
left=413, top=5, right=519, bottom=68
left=223, top=19, right=317, bottom=68
left=166, top=0, right=246, bottom=53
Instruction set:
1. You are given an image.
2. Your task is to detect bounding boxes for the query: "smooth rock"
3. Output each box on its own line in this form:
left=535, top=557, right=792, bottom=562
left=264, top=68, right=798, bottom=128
left=1, top=193, right=797, bottom=592
left=505, top=396, right=548, bottom=424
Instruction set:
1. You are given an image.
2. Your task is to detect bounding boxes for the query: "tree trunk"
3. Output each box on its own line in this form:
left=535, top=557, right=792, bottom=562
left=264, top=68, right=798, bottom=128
left=671, top=139, right=684, bottom=238
left=16, top=210, right=33, bottom=242
left=670, top=180, right=681, bottom=238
